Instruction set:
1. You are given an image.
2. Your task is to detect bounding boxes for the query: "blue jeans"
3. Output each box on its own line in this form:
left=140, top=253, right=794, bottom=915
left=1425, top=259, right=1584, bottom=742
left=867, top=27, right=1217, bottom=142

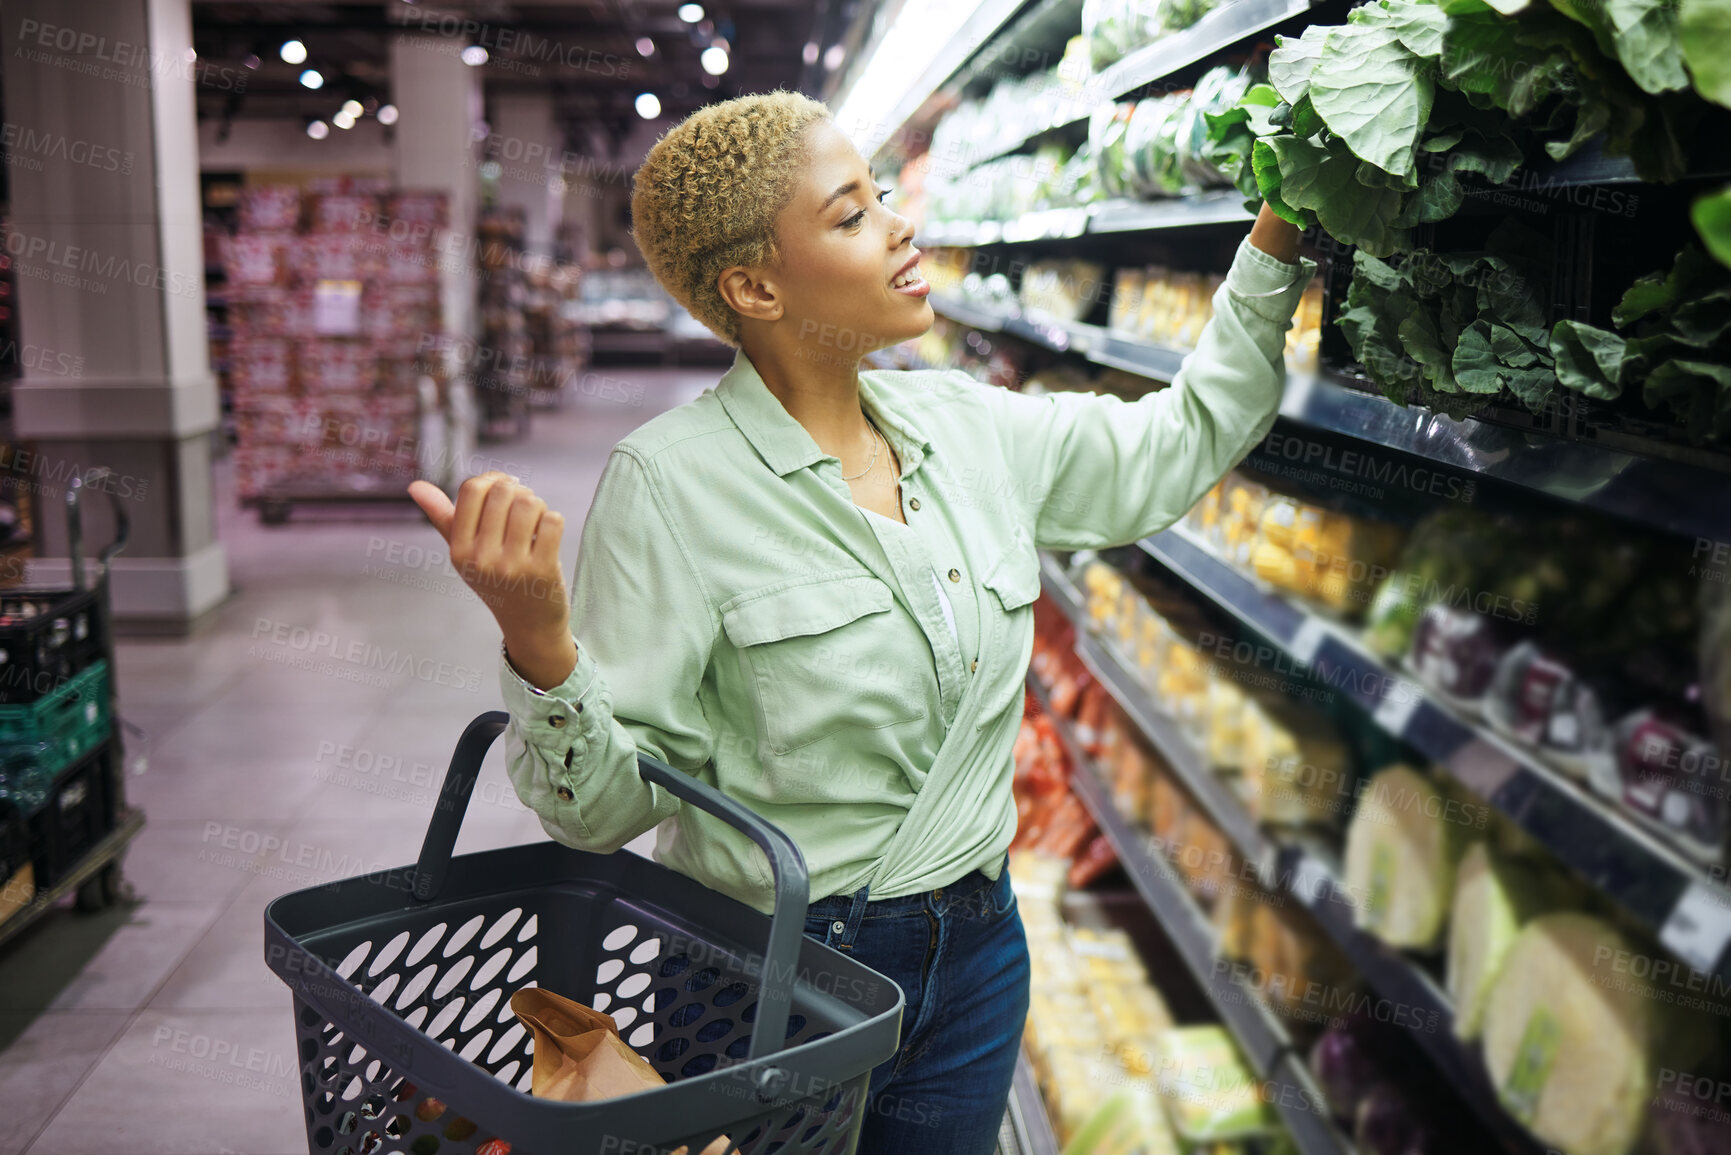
left=803, top=857, right=1032, bottom=1155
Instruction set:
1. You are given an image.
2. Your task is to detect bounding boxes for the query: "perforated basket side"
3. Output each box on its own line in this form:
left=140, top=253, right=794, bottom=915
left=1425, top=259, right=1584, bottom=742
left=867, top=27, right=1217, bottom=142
left=286, top=889, right=876, bottom=1154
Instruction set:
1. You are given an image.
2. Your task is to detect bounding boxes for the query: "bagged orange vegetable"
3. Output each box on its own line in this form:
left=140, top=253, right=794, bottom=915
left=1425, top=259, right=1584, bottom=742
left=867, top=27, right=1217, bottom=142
left=509, top=988, right=730, bottom=1155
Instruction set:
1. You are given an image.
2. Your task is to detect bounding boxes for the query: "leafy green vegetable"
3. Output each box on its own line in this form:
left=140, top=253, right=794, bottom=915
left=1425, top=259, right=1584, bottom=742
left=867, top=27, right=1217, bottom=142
left=1341, top=222, right=1557, bottom=415
left=1310, top=19, right=1435, bottom=178
left=1268, top=24, right=1331, bottom=105
left=1548, top=246, right=1731, bottom=441
left=1692, top=185, right=1731, bottom=269
left=1679, top=0, right=1731, bottom=108
left=1266, top=134, right=1412, bottom=254
left=1549, top=320, right=1628, bottom=399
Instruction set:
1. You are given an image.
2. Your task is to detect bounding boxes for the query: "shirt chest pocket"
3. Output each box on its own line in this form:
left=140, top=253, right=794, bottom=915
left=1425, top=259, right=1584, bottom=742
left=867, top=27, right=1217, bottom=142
left=720, top=575, right=929, bottom=756
left=976, top=542, right=1042, bottom=726
left=982, top=542, right=1041, bottom=616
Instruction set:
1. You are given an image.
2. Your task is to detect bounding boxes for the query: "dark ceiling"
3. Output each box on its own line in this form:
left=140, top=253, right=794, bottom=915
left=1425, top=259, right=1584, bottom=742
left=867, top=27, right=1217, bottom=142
left=190, top=0, right=861, bottom=156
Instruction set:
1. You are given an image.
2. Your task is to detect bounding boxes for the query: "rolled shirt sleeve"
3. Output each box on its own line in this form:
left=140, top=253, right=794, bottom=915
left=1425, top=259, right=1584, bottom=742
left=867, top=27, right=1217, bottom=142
left=989, top=234, right=1317, bottom=550
left=499, top=446, right=719, bottom=853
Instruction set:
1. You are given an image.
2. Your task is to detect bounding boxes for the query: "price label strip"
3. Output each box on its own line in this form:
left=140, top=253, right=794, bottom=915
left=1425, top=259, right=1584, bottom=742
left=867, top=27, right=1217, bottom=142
left=1660, top=881, right=1731, bottom=976
left=1288, top=616, right=1328, bottom=665
left=1372, top=674, right=1425, bottom=739
left=1290, top=853, right=1332, bottom=906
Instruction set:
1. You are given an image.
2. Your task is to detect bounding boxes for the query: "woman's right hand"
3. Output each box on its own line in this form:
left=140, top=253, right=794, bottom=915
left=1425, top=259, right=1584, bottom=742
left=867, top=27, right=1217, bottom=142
left=408, top=473, right=577, bottom=689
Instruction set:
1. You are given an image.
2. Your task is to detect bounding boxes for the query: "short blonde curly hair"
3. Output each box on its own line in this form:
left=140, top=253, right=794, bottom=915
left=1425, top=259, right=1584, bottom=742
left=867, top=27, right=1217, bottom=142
left=630, top=90, right=833, bottom=346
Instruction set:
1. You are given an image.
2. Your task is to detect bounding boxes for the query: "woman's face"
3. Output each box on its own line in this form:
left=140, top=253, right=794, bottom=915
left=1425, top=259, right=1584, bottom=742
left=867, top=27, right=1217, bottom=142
left=755, top=119, right=932, bottom=357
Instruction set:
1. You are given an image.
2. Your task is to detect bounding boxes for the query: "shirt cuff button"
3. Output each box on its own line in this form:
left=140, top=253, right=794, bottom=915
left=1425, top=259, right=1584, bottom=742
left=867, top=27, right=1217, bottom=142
left=556, top=786, right=575, bottom=802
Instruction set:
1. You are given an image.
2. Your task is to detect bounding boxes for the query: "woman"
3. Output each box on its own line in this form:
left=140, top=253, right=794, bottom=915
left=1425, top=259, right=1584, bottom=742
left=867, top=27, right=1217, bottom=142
left=409, top=89, right=1312, bottom=1154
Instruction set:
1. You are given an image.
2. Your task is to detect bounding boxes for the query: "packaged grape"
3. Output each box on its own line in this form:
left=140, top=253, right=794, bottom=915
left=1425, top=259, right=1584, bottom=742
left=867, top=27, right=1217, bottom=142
left=1483, top=642, right=1615, bottom=788
left=1407, top=605, right=1518, bottom=717
left=1610, top=708, right=1725, bottom=865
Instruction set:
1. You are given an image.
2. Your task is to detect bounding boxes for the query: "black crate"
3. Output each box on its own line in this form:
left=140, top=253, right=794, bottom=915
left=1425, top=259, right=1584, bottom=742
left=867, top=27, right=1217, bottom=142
left=0, top=802, right=27, bottom=882
left=28, top=742, right=114, bottom=889
left=0, top=586, right=106, bottom=704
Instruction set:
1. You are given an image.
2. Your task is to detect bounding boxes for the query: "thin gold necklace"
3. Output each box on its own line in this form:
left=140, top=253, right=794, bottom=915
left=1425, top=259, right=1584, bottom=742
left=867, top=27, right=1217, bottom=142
left=841, top=419, right=883, bottom=481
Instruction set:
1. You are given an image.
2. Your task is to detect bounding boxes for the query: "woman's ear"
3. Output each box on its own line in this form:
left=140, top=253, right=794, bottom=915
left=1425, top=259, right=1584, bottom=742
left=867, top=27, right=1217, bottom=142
left=718, top=266, right=783, bottom=322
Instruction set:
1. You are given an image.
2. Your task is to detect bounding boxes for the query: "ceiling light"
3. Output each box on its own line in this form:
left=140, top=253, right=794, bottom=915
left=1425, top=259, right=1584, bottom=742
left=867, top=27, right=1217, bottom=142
left=333, top=110, right=357, bottom=130
left=461, top=45, right=488, bottom=66
left=802, top=41, right=819, bottom=65
left=823, top=43, right=846, bottom=71
left=700, top=46, right=729, bottom=75
left=636, top=37, right=655, bottom=57
left=678, top=3, right=704, bottom=22
left=341, top=99, right=363, bottom=118
left=377, top=104, right=399, bottom=126
left=279, top=39, right=307, bottom=65
left=299, top=68, right=323, bottom=89
left=306, top=119, right=329, bottom=140
left=242, top=53, right=261, bottom=70
left=635, top=92, right=662, bottom=119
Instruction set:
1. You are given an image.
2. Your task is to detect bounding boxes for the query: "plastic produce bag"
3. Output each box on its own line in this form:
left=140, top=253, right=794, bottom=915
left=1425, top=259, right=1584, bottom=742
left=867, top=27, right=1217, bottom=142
left=509, top=988, right=730, bottom=1155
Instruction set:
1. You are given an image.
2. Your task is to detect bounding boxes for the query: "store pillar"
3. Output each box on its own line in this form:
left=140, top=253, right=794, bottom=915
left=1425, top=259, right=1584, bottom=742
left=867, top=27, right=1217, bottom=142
left=389, top=33, right=483, bottom=347
left=489, top=92, right=565, bottom=258
left=1, top=0, right=229, bottom=634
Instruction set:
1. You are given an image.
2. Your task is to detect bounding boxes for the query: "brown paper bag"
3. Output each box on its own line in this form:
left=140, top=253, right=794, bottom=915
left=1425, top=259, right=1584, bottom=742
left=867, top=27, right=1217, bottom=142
left=509, top=987, right=730, bottom=1155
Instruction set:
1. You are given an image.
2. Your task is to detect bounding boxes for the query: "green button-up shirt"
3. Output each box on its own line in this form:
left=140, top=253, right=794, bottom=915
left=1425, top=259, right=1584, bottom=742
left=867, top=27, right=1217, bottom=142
left=501, top=235, right=1316, bottom=914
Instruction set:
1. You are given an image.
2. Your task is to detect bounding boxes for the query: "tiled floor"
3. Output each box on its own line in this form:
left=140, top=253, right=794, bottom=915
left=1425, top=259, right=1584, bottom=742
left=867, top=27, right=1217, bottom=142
left=0, top=368, right=714, bottom=1155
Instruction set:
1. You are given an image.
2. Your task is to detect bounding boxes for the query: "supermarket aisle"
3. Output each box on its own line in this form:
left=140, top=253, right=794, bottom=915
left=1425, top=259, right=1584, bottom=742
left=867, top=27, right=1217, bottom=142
left=0, top=368, right=714, bottom=1155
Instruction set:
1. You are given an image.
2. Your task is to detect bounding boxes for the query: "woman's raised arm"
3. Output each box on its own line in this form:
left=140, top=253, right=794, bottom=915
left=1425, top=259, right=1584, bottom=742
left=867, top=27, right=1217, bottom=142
left=985, top=203, right=1315, bottom=551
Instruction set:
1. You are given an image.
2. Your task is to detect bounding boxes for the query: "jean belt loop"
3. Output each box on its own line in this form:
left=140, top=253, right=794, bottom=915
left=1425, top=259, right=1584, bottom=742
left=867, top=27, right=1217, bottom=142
left=842, top=883, right=871, bottom=943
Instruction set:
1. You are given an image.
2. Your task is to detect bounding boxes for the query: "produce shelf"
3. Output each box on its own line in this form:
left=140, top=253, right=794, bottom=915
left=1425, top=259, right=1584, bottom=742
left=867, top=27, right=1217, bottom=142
left=864, top=0, right=1029, bottom=162
left=1274, top=844, right=1551, bottom=1155
left=1088, top=333, right=1190, bottom=380
left=930, top=295, right=1196, bottom=381
left=1041, top=552, right=1551, bottom=1155
left=918, top=192, right=1257, bottom=247
left=1276, top=372, right=1731, bottom=546
left=927, top=292, right=1013, bottom=333
left=1028, top=670, right=1352, bottom=1155
left=1087, top=191, right=1258, bottom=233
left=1137, top=524, right=1731, bottom=979
left=1004, top=1048, right=1062, bottom=1155
left=1039, top=553, right=1275, bottom=876
left=950, top=0, right=1319, bottom=168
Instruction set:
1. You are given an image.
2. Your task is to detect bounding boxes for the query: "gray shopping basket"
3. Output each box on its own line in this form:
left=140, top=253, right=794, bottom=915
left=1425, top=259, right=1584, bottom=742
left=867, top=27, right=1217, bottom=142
left=264, top=712, right=903, bottom=1155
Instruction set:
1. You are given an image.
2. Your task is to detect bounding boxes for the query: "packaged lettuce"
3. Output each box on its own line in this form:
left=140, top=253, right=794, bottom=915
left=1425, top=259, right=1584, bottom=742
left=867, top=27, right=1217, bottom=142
left=1154, top=1026, right=1279, bottom=1141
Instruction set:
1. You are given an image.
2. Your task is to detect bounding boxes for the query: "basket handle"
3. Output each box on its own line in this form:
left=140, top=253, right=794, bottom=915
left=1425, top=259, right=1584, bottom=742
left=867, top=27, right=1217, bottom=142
left=414, top=711, right=809, bottom=1065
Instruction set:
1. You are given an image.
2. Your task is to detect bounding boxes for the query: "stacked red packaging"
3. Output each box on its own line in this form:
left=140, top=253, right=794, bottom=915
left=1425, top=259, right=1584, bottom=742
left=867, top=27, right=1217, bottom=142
left=223, top=179, right=447, bottom=499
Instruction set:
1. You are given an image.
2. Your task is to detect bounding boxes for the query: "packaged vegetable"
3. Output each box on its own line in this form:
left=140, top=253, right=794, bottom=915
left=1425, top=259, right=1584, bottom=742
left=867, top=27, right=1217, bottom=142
left=1481, top=913, right=1713, bottom=1155
left=1445, top=842, right=1563, bottom=1041
left=1343, top=764, right=1470, bottom=950
left=1155, top=1026, right=1278, bottom=1141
